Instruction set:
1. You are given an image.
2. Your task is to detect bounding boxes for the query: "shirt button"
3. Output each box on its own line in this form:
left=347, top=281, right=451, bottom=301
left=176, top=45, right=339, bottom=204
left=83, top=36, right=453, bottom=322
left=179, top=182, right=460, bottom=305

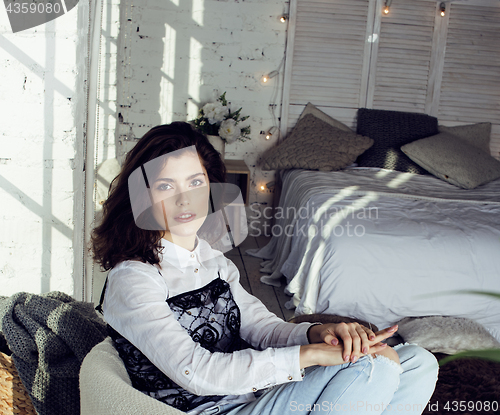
left=185, top=370, right=190, bottom=375
left=186, top=311, right=192, bottom=315
left=252, top=387, right=257, bottom=392
left=194, top=268, right=199, bottom=273
left=211, top=317, right=215, bottom=322
left=190, top=254, right=195, bottom=258
left=288, top=376, right=293, bottom=380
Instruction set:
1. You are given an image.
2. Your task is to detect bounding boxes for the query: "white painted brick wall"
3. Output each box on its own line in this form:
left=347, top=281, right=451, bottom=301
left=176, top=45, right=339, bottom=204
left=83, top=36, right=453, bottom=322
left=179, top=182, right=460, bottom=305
left=0, top=0, right=290, bottom=299
left=115, top=0, right=290, bottom=236
left=0, top=3, right=88, bottom=297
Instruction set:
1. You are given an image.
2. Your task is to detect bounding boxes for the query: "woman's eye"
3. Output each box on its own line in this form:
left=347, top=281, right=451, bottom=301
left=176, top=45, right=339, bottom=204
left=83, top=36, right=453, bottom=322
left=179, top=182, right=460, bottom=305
left=157, top=183, right=173, bottom=191
left=191, top=179, right=204, bottom=187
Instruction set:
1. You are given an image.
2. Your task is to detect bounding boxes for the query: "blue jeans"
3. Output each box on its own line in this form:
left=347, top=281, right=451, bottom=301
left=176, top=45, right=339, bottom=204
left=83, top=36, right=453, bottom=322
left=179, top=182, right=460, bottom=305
left=201, top=343, right=438, bottom=415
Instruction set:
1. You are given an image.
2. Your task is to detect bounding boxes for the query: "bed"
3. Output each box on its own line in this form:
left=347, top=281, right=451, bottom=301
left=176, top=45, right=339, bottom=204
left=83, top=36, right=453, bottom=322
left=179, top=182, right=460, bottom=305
left=249, top=104, right=500, bottom=344
left=248, top=167, right=500, bottom=341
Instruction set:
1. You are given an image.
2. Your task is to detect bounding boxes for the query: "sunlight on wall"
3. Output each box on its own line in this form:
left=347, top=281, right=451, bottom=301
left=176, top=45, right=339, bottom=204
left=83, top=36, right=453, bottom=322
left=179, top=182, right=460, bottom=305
left=160, top=23, right=176, bottom=124
left=192, top=0, right=204, bottom=27
left=187, top=36, right=203, bottom=121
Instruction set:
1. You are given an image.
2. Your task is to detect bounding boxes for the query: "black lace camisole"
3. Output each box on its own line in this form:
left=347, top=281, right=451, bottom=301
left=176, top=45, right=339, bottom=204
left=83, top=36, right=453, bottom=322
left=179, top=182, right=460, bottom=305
left=99, top=273, right=251, bottom=412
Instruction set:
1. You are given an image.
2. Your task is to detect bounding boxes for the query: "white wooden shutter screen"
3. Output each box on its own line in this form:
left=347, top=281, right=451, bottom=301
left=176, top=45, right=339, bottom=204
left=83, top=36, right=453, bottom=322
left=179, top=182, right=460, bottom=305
left=282, top=0, right=374, bottom=134
left=282, top=0, right=500, bottom=159
left=370, top=0, right=437, bottom=113
left=438, top=1, right=500, bottom=157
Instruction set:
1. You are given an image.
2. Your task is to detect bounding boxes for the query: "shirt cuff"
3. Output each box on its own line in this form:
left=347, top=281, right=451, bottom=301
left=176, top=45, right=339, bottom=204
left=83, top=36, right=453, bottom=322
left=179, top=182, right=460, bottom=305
left=272, top=345, right=303, bottom=385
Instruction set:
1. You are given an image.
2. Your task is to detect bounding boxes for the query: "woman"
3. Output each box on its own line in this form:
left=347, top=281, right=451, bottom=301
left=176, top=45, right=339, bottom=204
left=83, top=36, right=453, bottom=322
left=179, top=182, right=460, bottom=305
left=92, top=122, right=438, bottom=415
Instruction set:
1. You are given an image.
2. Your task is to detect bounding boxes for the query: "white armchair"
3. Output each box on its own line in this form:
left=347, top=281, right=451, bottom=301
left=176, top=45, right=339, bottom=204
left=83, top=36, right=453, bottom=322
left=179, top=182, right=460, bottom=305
left=80, top=337, right=186, bottom=415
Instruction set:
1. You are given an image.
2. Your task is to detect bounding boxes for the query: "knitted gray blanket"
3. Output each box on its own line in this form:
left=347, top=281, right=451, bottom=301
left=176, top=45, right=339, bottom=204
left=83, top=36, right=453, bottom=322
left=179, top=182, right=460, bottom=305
left=0, top=291, right=108, bottom=415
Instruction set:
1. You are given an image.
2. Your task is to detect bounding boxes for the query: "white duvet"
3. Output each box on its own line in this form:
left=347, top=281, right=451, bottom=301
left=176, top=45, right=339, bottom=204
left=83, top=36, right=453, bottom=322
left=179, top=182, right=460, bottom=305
left=247, top=168, right=500, bottom=341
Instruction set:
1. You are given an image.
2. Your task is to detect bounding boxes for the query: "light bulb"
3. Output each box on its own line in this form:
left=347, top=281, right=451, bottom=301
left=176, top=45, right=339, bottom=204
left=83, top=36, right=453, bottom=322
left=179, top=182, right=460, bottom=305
left=261, top=70, right=279, bottom=84
left=265, top=126, right=278, bottom=140
left=384, top=0, right=392, bottom=15
left=260, top=185, right=265, bottom=191
left=440, top=2, right=446, bottom=16
left=280, top=15, right=288, bottom=23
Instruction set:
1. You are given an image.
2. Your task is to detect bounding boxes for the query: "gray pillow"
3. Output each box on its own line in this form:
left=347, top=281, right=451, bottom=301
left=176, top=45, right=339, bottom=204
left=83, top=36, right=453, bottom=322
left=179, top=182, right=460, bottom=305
left=261, top=114, right=373, bottom=171
left=401, top=132, right=500, bottom=189
left=397, top=316, right=500, bottom=355
left=438, top=122, right=491, bottom=155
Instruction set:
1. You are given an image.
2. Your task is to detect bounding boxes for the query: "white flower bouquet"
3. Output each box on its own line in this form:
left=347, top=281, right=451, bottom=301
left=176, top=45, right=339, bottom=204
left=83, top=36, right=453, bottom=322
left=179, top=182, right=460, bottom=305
left=193, top=92, right=251, bottom=143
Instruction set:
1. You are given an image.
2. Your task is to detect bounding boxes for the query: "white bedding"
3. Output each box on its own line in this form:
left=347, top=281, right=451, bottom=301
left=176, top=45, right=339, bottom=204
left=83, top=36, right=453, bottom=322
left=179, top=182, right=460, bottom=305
left=247, top=168, right=500, bottom=341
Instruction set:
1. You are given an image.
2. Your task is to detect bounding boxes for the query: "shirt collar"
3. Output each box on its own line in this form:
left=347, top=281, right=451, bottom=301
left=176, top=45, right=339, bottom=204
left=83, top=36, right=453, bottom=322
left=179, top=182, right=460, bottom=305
left=160, top=237, right=216, bottom=272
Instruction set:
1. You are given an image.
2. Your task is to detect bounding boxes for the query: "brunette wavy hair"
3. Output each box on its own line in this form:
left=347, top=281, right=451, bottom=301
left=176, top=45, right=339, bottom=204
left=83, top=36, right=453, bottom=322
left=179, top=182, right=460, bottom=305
left=90, top=122, right=226, bottom=270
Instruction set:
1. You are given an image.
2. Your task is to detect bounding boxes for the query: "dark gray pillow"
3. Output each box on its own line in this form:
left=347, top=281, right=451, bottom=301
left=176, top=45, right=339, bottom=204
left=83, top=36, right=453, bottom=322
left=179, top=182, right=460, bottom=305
left=261, top=114, right=373, bottom=171
left=355, top=108, right=439, bottom=174
left=401, top=132, right=500, bottom=189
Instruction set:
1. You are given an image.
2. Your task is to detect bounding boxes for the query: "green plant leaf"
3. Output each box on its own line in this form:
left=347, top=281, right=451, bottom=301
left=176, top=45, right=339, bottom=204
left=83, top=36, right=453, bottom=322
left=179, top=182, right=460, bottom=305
left=229, top=108, right=242, bottom=120
left=219, top=92, right=228, bottom=106
left=439, top=348, right=500, bottom=366
left=415, top=290, right=500, bottom=300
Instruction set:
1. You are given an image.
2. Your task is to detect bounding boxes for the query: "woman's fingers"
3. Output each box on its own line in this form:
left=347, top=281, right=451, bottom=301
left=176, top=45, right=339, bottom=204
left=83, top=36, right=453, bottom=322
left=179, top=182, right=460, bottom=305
left=340, top=333, right=353, bottom=362
left=372, top=325, right=398, bottom=343
left=321, top=323, right=398, bottom=363
left=341, top=324, right=398, bottom=361
left=355, top=324, right=372, bottom=357
left=364, top=342, right=388, bottom=356
left=349, top=324, right=370, bottom=363
left=334, top=322, right=365, bottom=362
left=361, top=325, right=376, bottom=341
left=323, top=328, right=339, bottom=346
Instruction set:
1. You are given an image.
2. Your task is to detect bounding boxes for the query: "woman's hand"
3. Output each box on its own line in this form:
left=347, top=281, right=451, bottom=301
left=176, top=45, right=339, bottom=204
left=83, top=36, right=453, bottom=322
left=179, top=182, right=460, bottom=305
left=299, top=340, right=391, bottom=369
left=307, top=323, right=398, bottom=364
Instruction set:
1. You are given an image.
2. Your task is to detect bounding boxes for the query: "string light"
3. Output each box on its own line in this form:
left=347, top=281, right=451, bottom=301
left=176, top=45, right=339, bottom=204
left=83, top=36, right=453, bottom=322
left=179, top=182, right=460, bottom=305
left=383, top=0, right=392, bottom=15
left=258, top=182, right=275, bottom=192
left=440, top=2, right=446, bottom=17
left=280, top=14, right=288, bottom=23
left=262, top=70, right=279, bottom=83
left=265, top=126, right=278, bottom=140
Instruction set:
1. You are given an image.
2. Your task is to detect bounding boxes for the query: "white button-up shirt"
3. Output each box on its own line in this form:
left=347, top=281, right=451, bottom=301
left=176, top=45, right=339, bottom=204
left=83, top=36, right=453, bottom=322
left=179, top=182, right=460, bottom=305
left=102, top=238, right=313, bottom=414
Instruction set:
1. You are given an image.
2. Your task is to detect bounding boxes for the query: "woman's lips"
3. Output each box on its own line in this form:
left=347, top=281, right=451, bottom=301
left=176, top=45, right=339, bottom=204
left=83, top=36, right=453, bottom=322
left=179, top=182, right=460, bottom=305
left=174, top=212, right=196, bottom=223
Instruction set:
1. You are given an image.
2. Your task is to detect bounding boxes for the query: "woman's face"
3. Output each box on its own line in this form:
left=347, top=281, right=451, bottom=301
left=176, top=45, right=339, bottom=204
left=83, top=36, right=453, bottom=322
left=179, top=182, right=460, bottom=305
left=149, top=150, right=210, bottom=250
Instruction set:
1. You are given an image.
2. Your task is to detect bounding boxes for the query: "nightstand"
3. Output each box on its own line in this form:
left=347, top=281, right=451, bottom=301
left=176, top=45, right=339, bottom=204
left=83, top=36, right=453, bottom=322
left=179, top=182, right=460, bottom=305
left=224, top=159, right=250, bottom=206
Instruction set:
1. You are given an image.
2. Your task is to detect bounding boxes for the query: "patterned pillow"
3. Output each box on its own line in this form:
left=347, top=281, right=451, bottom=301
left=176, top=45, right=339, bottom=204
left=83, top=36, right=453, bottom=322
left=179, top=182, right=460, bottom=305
left=355, top=108, right=439, bottom=174
left=401, top=132, right=500, bottom=189
left=260, top=113, right=373, bottom=171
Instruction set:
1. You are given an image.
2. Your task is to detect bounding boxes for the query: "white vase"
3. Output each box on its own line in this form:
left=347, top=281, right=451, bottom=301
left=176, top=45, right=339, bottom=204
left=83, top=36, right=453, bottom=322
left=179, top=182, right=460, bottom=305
left=207, top=135, right=225, bottom=160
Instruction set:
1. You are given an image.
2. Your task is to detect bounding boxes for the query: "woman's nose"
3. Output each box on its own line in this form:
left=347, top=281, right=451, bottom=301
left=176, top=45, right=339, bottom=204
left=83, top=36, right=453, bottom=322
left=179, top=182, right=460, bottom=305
left=175, top=190, right=190, bottom=206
